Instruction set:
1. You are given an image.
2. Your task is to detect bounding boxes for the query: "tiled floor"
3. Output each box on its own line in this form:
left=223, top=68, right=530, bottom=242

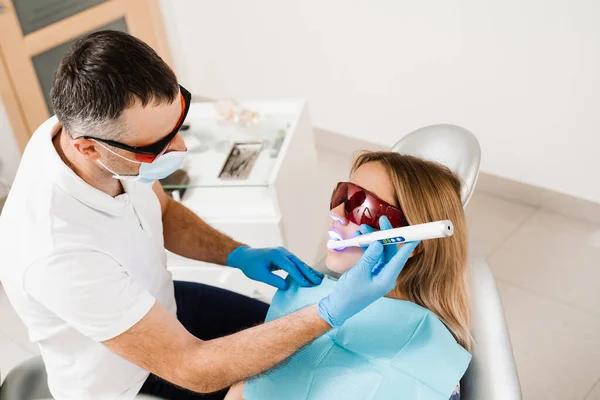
left=1, top=146, right=600, bottom=399
left=466, top=192, right=600, bottom=400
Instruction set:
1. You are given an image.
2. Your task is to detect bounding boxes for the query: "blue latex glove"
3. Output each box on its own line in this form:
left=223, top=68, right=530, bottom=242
left=227, top=246, right=324, bottom=290
left=357, top=216, right=399, bottom=265
left=318, top=239, right=420, bottom=328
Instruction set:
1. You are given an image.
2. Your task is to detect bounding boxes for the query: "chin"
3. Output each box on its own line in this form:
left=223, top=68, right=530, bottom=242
left=325, top=247, right=363, bottom=274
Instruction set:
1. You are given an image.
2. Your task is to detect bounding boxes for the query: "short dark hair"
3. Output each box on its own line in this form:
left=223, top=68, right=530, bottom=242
left=50, top=30, right=178, bottom=138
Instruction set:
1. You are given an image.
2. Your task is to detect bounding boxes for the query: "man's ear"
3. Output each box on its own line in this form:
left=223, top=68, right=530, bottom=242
left=72, top=138, right=102, bottom=160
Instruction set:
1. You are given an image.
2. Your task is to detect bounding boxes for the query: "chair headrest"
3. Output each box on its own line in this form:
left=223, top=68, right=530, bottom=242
left=391, top=124, right=481, bottom=208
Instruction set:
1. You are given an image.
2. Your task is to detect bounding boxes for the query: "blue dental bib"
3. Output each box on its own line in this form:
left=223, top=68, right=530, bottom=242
left=244, top=276, right=471, bottom=400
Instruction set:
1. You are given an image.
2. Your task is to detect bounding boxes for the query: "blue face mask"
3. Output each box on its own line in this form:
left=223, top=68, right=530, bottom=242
left=95, top=141, right=187, bottom=184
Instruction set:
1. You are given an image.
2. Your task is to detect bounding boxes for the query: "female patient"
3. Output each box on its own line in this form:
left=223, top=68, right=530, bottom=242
left=226, top=151, right=472, bottom=400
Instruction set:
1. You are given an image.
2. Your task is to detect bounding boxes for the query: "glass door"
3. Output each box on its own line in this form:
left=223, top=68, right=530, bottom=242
left=0, top=0, right=171, bottom=150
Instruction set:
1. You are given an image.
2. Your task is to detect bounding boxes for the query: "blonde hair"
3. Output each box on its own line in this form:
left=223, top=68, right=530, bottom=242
left=352, top=152, right=473, bottom=351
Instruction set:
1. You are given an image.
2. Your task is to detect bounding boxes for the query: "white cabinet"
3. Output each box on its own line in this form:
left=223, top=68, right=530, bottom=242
left=166, top=99, right=326, bottom=303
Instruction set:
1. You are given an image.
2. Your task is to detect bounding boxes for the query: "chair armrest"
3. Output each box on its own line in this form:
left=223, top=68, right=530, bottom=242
left=0, top=356, right=51, bottom=400
left=461, top=258, right=522, bottom=400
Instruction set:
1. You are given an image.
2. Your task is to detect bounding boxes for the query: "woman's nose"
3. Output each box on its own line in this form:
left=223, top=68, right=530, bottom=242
left=329, top=204, right=347, bottom=225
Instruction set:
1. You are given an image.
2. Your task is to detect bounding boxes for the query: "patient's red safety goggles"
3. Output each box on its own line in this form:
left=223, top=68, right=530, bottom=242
left=330, top=182, right=407, bottom=229
left=79, top=85, right=191, bottom=163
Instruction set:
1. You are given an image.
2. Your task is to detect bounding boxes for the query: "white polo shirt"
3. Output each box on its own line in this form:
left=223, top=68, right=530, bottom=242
left=0, top=117, right=177, bottom=399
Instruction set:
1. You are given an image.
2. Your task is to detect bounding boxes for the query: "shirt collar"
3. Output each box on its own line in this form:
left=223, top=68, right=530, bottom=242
left=40, top=116, right=128, bottom=217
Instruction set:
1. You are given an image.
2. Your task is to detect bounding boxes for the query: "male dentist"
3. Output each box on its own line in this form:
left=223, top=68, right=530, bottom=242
left=0, top=31, right=417, bottom=400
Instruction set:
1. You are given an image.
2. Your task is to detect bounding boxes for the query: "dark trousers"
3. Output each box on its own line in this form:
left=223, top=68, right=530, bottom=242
left=139, top=280, right=269, bottom=400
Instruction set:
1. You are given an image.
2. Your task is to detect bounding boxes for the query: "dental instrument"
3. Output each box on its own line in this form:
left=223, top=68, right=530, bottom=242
left=327, top=220, right=454, bottom=251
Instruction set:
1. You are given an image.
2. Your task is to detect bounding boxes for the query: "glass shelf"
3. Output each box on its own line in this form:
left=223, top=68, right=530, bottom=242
left=163, top=104, right=295, bottom=190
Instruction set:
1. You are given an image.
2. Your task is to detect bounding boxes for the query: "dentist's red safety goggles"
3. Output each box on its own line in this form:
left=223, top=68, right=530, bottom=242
left=330, top=182, right=407, bottom=229
left=79, top=85, right=191, bottom=163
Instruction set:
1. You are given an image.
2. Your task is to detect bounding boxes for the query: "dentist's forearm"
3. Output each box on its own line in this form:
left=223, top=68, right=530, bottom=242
left=162, top=196, right=244, bottom=265
left=183, top=305, right=331, bottom=393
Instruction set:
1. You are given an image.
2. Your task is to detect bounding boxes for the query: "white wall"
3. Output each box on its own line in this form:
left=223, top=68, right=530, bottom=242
left=0, top=99, right=21, bottom=184
left=159, top=0, right=600, bottom=203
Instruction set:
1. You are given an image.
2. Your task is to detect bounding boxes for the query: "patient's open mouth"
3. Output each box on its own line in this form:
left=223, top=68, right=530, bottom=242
left=327, top=230, right=346, bottom=251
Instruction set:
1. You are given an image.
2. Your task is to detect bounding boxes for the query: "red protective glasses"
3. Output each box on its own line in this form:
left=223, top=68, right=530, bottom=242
left=330, top=182, right=407, bottom=229
left=80, top=85, right=191, bottom=163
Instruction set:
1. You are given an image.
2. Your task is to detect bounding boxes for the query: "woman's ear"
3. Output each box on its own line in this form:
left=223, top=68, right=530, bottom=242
left=400, top=242, right=422, bottom=258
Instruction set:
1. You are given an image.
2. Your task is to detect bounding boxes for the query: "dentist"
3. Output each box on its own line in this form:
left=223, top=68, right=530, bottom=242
left=0, top=31, right=416, bottom=400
